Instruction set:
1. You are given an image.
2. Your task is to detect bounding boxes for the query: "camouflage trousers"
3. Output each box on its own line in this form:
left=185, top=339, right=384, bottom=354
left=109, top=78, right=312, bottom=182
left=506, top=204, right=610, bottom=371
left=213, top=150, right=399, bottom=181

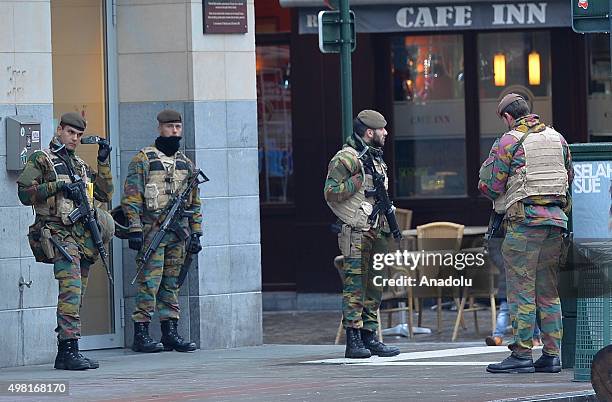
left=132, top=230, right=186, bottom=323
left=338, top=226, right=387, bottom=331
left=502, top=221, right=563, bottom=357
left=52, top=229, right=93, bottom=340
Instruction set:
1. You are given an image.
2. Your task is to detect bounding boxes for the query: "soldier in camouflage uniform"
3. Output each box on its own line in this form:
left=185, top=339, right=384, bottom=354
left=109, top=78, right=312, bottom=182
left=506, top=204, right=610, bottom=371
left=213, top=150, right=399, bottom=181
left=122, top=109, right=202, bottom=353
left=479, top=94, right=573, bottom=373
left=324, top=110, right=400, bottom=359
left=17, top=112, right=114, bottom=370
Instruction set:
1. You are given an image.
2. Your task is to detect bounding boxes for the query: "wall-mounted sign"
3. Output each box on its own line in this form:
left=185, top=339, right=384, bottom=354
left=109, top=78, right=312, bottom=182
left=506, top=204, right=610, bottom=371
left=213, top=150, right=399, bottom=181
left=203, top=0, right=248, bottom=34
left=572, top=160, right=612, bottom=239
left=299, top=1, right=570, bottom=34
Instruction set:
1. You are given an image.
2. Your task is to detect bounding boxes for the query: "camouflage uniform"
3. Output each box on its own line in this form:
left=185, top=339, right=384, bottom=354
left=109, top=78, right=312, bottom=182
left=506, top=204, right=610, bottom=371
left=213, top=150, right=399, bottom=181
left=122, top=146, right=202, bottom=323
left=324, top=134, right=387, bottom=331
left=479, top=114, right=573, bottom=358
left=17, top=139, right=114, bottom=340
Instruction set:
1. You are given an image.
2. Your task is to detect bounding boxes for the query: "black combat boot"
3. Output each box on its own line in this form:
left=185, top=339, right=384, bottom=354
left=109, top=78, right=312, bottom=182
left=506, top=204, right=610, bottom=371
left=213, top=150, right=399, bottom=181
left=486, top=353, right=535, bottom=373
left=160, top=319, right=196, bottom=352
left=534, top=353, right=561, bottom=373
left=79, top=353, right=99, bottom=369
left=345, top=327, right=371, bottom=358
left=361, top=329, right=401, bottom=357
left=56, top=336, right=98, bottom=369
left=132, top=322, right=164, bottom=353
left=54, top=339, right=90, bottom=370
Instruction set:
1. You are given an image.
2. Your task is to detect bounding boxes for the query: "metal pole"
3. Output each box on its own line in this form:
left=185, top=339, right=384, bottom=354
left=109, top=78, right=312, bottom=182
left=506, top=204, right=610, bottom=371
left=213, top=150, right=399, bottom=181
left=339, top=0, right=353, bottom=142
left=609, top=0, right=612, bottom=77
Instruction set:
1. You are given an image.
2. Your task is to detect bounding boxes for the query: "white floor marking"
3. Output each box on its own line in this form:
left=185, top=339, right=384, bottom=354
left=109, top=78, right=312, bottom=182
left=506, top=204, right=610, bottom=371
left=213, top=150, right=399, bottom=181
left=356, top=361, right=498, bottom=366
left=302, top=345, right=542, bottom=365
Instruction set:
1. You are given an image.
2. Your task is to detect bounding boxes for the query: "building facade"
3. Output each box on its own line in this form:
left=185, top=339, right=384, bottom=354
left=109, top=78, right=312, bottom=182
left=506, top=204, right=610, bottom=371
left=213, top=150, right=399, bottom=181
left=255, top=0, right=611, bottom=300
left=0, top=0, right=262, bottom=368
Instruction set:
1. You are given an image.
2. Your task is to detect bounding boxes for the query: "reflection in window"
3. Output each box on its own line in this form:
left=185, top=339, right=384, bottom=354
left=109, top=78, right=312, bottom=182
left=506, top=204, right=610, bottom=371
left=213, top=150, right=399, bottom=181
left=256, top=45, right=293, bottom=204
left=587, top=34, right=612, bottom=141
left=477, top=32, right=551, bottom=162
left=392, top=35, right=466, bottom=198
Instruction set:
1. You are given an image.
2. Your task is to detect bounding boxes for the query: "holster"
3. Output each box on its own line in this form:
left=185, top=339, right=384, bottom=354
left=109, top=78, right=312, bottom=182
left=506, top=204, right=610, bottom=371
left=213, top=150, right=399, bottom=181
left=27, top=222, right=54, bottom=263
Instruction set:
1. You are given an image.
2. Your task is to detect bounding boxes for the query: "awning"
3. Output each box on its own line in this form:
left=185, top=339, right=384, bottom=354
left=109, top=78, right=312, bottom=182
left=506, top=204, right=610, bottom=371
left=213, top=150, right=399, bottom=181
left=281, top=0, right=506, bottom=7
left=288, top=0, right=571, bottom=34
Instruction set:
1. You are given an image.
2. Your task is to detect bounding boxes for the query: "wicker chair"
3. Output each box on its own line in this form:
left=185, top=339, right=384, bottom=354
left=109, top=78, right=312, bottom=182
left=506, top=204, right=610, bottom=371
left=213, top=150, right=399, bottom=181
left=413, top=222, right=465, bottom=334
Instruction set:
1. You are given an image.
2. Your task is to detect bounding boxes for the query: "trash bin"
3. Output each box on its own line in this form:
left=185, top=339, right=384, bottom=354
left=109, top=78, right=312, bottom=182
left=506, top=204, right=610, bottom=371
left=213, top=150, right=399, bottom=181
left=567, top=143, right=612, bottom=381
left=572, top=241, right=612, bottom=381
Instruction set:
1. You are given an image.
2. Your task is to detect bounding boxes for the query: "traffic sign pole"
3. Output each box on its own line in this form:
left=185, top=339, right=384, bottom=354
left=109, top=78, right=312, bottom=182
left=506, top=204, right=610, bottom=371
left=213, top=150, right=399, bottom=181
left=339, top=0, right=353, bottom=142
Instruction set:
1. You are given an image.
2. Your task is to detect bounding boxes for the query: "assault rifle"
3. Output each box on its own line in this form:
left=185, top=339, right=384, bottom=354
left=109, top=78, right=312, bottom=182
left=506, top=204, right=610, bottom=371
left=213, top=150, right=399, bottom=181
left=131, top=170, right=209, bottom=285
left=359, top=150, right=402, bottom=240
left=55, top=145, right=113, bottom=283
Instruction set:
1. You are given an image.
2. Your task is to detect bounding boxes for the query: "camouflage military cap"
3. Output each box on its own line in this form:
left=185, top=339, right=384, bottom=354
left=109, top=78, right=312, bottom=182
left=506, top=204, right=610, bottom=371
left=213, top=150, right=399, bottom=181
left=357, top=110, right=387, bottom=129
left=60, top=112, right=86, bottom=131
left=497, top=93, right=524, bottom=118
left=157, top=109, right=182, bottom=124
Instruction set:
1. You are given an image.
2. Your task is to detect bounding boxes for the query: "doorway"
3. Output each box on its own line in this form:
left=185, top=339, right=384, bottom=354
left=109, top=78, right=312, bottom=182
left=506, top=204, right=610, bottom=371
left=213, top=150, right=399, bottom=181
left=50, top=0, right=122, bottom=349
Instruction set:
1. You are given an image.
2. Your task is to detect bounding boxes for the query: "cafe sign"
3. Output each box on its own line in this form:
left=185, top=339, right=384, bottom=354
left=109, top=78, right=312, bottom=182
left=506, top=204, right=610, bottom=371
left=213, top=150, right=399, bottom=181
left=299, top=1, right=570, bottom=34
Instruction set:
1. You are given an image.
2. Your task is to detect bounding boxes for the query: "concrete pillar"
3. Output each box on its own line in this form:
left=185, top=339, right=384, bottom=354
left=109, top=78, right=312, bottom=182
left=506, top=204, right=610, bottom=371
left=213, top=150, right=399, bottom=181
left=0, top=0, right=56, bottom=368
left=116, top=0, right=262, bottom=348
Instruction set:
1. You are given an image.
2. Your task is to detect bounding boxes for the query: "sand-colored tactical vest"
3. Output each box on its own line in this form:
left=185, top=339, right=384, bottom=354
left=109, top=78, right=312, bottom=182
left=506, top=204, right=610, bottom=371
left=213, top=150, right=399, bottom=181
left=326, top=147, right=388, bottom=231
left=142, top=147, right=191, bottom=212
left=34, top=150, right=92, bottom=225
left=502, top=127, right=568, bottom=210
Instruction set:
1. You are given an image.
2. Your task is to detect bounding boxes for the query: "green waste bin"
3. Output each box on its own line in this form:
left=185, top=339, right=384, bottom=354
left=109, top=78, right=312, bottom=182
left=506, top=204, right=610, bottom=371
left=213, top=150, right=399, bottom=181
left=567, top=143, right=612, bottom=381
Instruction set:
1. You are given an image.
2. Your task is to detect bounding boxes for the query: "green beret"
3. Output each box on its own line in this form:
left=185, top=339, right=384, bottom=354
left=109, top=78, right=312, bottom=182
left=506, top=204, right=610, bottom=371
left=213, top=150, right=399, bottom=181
left=357, top=109, right=387, bottom=129
left=157, top=109, right=182, bottom=124
left=497, top=93, right=526, bottom=117
left=60, top=112, right=86, bottom=131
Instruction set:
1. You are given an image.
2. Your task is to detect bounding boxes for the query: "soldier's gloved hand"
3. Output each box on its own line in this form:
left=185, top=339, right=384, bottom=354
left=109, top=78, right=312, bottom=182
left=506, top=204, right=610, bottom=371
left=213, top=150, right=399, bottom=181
left=128, top=231, right=143, bottom=251
left=61, top=182, right=83, bottom=202
left=187, top=233, right=202, bottom=254
left=97, top=139, right=112, bottom=162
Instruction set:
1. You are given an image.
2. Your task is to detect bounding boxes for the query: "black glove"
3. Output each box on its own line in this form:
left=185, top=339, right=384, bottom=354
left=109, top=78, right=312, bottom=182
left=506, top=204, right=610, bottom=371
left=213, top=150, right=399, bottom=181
left=97, top=138, right=112, bottom=162
left=61, top=182, right=83, bottom=202
left=187, top=234, right=202, bottom=254
left=128, top=231, right=143, bottom=251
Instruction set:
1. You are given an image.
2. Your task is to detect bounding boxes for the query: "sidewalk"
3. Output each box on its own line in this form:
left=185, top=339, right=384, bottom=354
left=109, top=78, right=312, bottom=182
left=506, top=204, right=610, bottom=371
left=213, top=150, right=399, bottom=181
left=0, top=342, right=596, bottom=402
left=0, top=310, right=598, bottom=401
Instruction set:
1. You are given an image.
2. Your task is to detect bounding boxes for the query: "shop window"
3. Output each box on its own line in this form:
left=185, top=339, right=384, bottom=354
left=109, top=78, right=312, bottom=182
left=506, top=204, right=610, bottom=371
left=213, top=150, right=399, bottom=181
left=587, top=34, right=612, bottom=141
left=255, top=0, right=291, bottom=33
left=257, top=45, right=293, bottom=204
left=392, top=35, right=466, bottom=198
left=477, top=32, right=552, bottom=162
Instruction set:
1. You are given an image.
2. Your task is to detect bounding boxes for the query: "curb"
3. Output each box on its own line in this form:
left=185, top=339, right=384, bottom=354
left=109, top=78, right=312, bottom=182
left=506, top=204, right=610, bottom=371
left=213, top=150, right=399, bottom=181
left=493, top=390, right=597, bottom=402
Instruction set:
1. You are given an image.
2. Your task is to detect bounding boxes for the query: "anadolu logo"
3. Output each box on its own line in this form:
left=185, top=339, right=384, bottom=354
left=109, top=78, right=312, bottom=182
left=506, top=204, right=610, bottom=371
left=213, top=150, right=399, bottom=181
left=578, top=0, right=588, bottom=10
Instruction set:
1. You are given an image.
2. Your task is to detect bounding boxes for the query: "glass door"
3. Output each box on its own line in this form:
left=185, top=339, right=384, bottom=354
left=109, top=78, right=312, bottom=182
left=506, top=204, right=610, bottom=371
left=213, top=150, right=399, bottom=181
left=51, top=0, right=123, bottom=349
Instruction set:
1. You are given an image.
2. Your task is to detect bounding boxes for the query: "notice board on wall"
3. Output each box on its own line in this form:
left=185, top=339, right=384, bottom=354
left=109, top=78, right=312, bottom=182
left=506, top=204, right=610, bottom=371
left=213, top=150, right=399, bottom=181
left=203, top=0, right=248, bottom=34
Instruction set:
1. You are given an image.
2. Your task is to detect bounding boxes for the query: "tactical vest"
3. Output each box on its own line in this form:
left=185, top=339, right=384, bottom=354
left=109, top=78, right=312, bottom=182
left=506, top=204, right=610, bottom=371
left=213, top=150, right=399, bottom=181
left=142, top=147, right=191, bottom=212
left=503, top=127, right=568, bottom=210
left=326, top=147, right=388, bottom=231
left=34, top=150, right=92, bottom=225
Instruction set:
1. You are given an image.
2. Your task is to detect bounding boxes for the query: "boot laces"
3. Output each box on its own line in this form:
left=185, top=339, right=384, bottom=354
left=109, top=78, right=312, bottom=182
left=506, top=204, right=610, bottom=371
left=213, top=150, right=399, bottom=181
left=350, top=330, right=366, bottom=349
left=169, top=321, right=185, bottom=343
left=136, top=323, right=155, bottom=343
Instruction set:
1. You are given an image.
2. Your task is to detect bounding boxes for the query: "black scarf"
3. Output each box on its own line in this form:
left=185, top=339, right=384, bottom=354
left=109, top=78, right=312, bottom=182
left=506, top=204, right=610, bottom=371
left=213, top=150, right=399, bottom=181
left=155, top=136, right=181, bottom=156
